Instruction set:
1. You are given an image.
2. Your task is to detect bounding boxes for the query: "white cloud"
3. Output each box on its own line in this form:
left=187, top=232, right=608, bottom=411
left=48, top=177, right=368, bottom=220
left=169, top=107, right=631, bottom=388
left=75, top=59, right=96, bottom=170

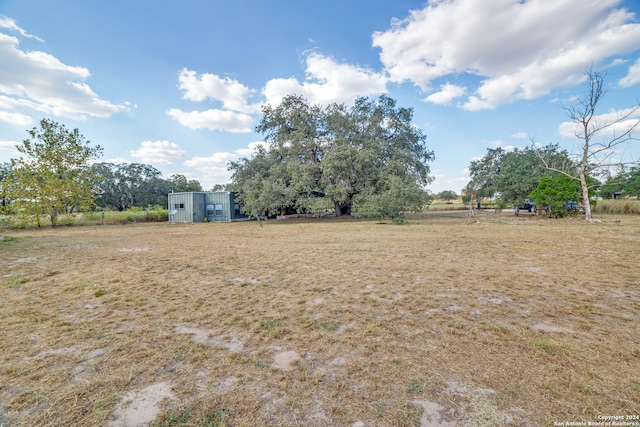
left=558, top=107, right=640, bottom=139
left=424, top=83, right=466, bottom=105
left=0, top=31, right=125, bottom=120
left=511, top=132, right=529, bottom=139
left=0, top=15, right=43, bottom=41
left=0, top=110, right=33, bottom=126
left=488, top=139, right=517, bottom=151
left=130, top=140, right=187, bottom=165
left=372, top=0, right=640, bottom=110
left=184, top=141, right=269, bottom=184
left=104, top=157, right=130, bottom=165
left=234, top=141, right=269, bottom=157
left=166, top=108, right=253, bottom=133
left=263, top=52, right=388, bottom=106
left=0, top=140, right=19, bottom=152
left=619, top=58, right=640, bottom=87
left=177, top=68, right=259, bottom=114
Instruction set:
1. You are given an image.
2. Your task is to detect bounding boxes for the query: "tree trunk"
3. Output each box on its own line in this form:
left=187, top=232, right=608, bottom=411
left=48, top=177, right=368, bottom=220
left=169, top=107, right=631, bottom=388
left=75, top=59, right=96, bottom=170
left=580, top=119, right=592, bottom=221
left=580, top=170, right=592, bottom=221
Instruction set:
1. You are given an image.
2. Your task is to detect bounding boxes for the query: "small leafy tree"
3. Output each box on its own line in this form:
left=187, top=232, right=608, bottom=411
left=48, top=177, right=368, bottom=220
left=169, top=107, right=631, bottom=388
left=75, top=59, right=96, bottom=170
left=529, top=174, right=585, bottom=217
left=353, top=175, right=427, bottom=222
left=10, top=119, right=102, bottom=226
left=437, top=190, right=458, bottom=201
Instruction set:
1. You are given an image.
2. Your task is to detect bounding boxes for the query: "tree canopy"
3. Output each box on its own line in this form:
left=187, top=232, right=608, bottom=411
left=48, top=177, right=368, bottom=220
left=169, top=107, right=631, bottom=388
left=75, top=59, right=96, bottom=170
left=599, top=165, right=640, bottom=199
left=465, top=144, right=576, bottom=205
left=9, top=119, right=102, bottom=226
left=92, top=162, right=172, bottom=211
left=91, top=164, right=204, bottom=211
left=230, top=95, right=434, bottom=221
left=436, top=190, right=458, bottom=201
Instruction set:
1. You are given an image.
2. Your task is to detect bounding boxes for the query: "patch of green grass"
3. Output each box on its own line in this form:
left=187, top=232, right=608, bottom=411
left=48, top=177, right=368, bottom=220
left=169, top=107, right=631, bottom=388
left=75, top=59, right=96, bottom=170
left=406, top=379, right=423, bottom=394
left=258, top=319, right=281, bottom=337
left=317, top=322, right=339, bottom=331
left=535, top=338, right=558, bottom=355
left=5, top=276, right=27, bottom=288
left=63, top=280, right=92, bottom=293
left=480, top=320, right=510, bottom=335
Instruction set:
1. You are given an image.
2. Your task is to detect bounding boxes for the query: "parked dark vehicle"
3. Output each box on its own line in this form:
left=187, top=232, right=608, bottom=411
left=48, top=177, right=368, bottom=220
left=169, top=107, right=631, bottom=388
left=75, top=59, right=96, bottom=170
left=514, top=199, right=536, bottom=216
left=565, top=200, right=585, bottom=214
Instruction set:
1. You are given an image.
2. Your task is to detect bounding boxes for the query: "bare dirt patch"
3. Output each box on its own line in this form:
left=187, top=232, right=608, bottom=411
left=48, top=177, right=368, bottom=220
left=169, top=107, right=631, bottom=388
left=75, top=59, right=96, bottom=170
left=107, top=382, right=174, bottom=427
left=1, top=212, right=639, bottom=426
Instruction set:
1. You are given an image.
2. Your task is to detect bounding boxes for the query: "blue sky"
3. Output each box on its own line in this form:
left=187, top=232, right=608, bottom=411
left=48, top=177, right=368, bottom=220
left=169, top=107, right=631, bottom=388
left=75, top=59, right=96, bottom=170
left=1, top=0, right=639, bottom=193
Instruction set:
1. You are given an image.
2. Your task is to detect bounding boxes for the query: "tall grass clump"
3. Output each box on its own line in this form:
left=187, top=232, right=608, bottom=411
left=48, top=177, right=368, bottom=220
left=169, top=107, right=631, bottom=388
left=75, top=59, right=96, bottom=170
left=100, top=206, right=169, bottom=225
left=592, top=199, right=640, bottom=214
left=0, top=206, right=169, bottom=228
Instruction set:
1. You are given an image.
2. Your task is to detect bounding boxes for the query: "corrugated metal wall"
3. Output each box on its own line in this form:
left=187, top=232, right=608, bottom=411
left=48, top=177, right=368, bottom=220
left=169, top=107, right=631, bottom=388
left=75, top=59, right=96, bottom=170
left=168, top=192, right=194, bottom=223
left=168, top=192, right=247, bottom=223
left=204, top=192, right=232, bottom=222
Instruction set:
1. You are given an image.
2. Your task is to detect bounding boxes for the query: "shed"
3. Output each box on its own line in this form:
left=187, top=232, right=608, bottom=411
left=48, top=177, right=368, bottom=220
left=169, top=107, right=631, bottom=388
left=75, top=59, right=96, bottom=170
left=168, top=191, right=249, bottom=223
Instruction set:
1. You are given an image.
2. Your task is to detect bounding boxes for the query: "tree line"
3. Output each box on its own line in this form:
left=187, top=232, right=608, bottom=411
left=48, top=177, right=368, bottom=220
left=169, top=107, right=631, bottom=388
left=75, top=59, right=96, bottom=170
left=2, top=71, right=637, bottom=227
left=0, top=119, right=205, bottom=226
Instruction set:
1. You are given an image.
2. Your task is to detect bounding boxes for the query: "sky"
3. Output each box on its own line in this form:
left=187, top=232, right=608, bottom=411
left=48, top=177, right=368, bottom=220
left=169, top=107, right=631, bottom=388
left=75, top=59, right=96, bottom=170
left=1, top=0, right=640, bottom=194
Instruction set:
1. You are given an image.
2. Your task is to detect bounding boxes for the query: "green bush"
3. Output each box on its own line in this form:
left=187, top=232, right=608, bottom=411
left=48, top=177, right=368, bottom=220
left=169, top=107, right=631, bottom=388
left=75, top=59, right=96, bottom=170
left=530, top=175, right=584, bottom=218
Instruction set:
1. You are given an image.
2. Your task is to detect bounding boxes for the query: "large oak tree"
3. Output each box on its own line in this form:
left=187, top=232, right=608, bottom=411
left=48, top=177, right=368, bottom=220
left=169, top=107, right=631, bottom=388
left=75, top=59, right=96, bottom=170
left=230, top=95, right=434, bottom=221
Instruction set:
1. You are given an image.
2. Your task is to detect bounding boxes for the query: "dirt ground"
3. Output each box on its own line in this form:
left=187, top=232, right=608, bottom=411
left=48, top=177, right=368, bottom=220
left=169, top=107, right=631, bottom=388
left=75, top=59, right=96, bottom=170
left=0, top=212, right=639, bottom=426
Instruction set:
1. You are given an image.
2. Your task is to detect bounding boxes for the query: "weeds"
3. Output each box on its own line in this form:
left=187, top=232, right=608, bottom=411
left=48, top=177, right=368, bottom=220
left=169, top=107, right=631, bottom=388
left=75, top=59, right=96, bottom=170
left=535, top=338, right=558, bottom=355
left=406, top=379, right=424, bottom=394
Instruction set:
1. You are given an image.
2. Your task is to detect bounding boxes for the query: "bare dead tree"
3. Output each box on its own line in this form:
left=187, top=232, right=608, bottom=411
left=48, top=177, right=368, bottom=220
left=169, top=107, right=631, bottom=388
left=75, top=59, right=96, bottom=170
left=539, top=69, right=639, bottom=221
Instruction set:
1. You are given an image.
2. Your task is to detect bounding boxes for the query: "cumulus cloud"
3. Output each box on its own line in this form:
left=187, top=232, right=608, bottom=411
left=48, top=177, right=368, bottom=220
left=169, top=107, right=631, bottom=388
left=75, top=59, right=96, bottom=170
left=424, top=83, right=466, bottom=105
left=372, top=0, right=640, bottom=110
left=177, top=68, right=259, bottom=114
left=171, top=52, right=387, bottom=132
left=263, top=52, right=388, bottom=106
left=184, top=141, right=269, bottom=181
left=130, top=140, right=187, bottom=165
left=558, top=107, right=640, bottom=140
left=166, top=108, right=254, bottom=133
left=0, top=30, right=125, bottom=121
left=619, top=58, right=640, bottom=87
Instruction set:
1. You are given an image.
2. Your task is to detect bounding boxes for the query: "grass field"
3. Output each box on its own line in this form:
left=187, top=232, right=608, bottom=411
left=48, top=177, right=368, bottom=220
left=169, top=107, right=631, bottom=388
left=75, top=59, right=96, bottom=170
left=1, top=212, right=639, bottom=426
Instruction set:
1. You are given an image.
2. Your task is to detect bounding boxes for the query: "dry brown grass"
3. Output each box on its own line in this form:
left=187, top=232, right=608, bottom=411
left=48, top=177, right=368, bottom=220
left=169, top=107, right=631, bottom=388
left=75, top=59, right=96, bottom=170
left=1, top=212, right=639, bottom=426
